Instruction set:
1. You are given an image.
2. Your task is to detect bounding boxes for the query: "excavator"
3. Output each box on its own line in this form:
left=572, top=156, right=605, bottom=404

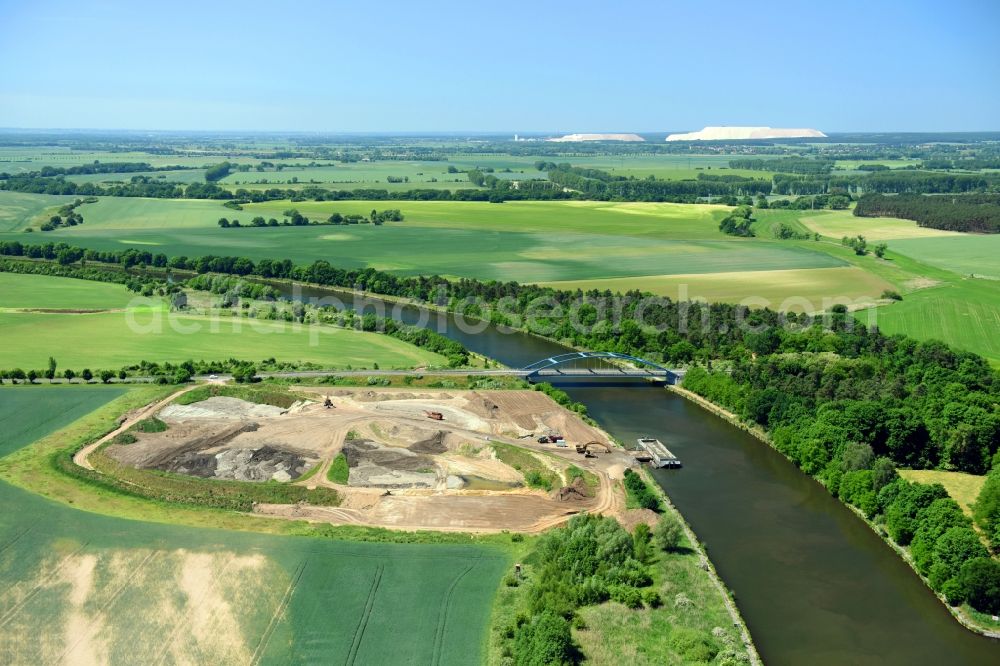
left=575, top=441, right=611, bottom=458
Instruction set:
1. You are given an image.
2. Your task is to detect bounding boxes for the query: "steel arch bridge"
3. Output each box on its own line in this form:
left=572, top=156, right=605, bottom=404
left=522, top=351, right=678, bottom=382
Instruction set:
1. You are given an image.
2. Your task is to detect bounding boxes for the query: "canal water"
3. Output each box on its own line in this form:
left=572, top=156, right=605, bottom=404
left=280, top=284, right=1000, bottom=665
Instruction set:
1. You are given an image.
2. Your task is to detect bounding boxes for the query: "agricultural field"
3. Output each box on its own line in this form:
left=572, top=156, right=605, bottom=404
left=541, top=266, right=895, bottom=312
left=571, top=153, right=774, bottom=181
left=886, top=235, right=1000, bottom=279
left=0, top=388, right=506, bottom=664
left=863, top=279, right=1000, bottom=366
left=0, top=196, right=847, bottom=284
left=0, top=181, right=995, bottom=361
left=0, top=274, right=446, bottom=370
left=0, top=191, right=75, bottom=231
left=221, top=161, right=483, bottom=190
left=0, top=147, right=220, bottom=172
left=0, top=272, right=135, bottom=310
left=797, top=209, right=962, bottom=241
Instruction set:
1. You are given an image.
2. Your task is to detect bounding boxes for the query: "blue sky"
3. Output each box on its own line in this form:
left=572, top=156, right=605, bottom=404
left=0, top=0, right=997, bottom=132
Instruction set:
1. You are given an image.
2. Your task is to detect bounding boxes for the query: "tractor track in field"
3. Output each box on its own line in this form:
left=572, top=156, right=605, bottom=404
left=345, top=564, right=384, bottom=666
left=0, top=527, right=32, bottom=557
left=250, top=559, right=308, bottom=666
left=56, top=550, right=162, bottom=665
left=152, top=556, right=236, bottom=666
left=0, top=541, right=90, bottom=629
left=431, top=560, right=476, bottom=666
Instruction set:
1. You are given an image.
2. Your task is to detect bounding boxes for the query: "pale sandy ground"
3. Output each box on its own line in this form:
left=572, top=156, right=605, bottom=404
left=85, top=387, right=637, bottom=534
left=0, top=545, right=277, bottom=665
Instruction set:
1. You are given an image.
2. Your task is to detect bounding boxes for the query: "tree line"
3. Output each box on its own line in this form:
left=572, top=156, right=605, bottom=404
left=217, top=208, right=404, bottom=228
left=545, top=165, right=772, bottom=200
left=772, top=170, right=1000, bottom=196
left=854, top=193, right=1000, bottom=233
left=728, top=157, right=835, bottom=175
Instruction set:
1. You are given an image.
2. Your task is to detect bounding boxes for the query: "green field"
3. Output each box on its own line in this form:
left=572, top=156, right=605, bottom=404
left=0, top=388, right=506, bottom=664
left=886, top=235, right=1000, bottom=279
left=0, top=191, right=75, bottom=231
left=0, top=196, right=847, bottom=283
left=0, top=272, right=137, bottom=310
left=1, top=190, right=996, bottom=363
left=222, top=161, right=483, bottom=190
left=0, top=310, right=445, bottom=370
left=863, top=279, right=1000, bottom=365
left=542, top=266, right=895, bottom=312
left=0, top=274, right=446, bottom=370
left=797, top=209, right=961, bottom=241
left=64, top=168, right=208, bottom=185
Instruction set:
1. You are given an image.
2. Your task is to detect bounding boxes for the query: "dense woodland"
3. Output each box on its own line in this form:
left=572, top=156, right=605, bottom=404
left=854, top=193, right=1000, bottom=233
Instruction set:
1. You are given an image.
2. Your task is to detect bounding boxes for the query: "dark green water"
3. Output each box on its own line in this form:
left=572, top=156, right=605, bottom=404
left=285, top=286, right=1000, bottom=665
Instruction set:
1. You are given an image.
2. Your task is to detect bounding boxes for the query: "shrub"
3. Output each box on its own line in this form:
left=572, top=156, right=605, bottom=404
left=668, top=627, right=718, bottom=662
left=512, top=611, right=574, bottom=666
left=610, top=585, right=643, bottom=609
left=654, top=514, right=684, bottom=551
left=113, top=432, right=137, bottom=445
left=327, top=453, right=349, bottom=484
left=623, top=469, right=661, bottom=511
left=133, top=417, right=167, bottom=433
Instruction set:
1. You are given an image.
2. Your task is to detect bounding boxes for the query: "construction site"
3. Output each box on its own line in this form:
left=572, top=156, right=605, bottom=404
left=96, top=387, right=641, bottom=533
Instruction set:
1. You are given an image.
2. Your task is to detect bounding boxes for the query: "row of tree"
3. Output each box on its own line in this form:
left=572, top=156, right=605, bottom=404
left=4, top=239, right=994, bottom=476
left=217, top=209, right=405, bottom=228
left=728, top=157, right=835, bottom=175
left=772, top=170, right=1000, bottom=196
left=546, top=165, right=772, bottom=200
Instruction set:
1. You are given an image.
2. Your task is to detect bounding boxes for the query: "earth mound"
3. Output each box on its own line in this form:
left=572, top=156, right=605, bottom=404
left=547, top=133, right=645, bottom=142
left=666, top=126, right=826, bottom=141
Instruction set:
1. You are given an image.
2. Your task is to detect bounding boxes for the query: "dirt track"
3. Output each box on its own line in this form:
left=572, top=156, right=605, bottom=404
left=78, top=385, right=635, bottom=534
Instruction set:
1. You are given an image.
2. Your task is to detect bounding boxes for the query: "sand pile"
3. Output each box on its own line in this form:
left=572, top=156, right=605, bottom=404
left=666, top=126, right=826, bottom=141
left=547, top=133, right=644, bottom=142
left=162, top=446, right=311, bottom=482
left=160, top=397, right=287, bottom=420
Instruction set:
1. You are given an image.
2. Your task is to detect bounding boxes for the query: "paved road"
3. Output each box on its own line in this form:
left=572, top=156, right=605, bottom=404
left=4, top=367, right=682, bottom=385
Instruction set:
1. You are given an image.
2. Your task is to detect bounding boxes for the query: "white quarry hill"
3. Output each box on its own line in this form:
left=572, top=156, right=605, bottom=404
left=666, top=126, right=826, bottom=141
left=547, top=133, right=645, bottom=142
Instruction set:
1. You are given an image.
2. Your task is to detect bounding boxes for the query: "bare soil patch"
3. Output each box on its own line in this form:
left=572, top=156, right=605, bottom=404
left=100, top=386, right=634, bottom=532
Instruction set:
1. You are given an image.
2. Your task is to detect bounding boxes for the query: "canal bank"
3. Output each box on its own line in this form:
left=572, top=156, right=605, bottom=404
left=274, top=282, right=1000, bottom=665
